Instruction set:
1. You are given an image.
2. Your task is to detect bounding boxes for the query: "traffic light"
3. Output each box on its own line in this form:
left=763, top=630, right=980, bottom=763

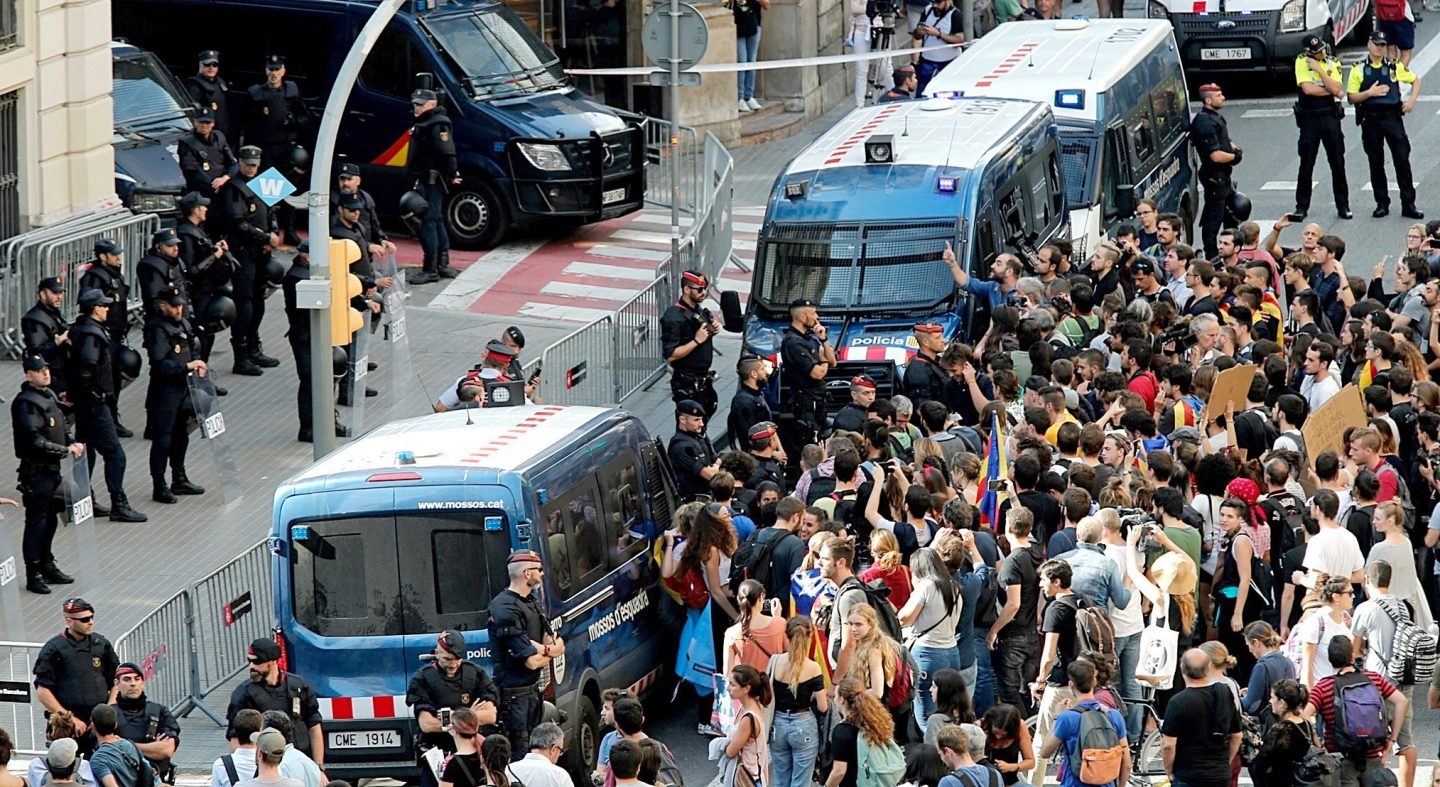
left=328, top=239, right=364, bottom=347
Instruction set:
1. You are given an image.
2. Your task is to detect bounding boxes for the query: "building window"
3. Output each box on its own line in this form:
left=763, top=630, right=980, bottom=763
left=0, top=0, right=14, bottom=54
left=0, top=90, right=16, bottom=240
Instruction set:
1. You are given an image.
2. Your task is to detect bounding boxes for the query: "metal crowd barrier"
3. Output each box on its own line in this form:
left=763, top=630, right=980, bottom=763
left=642, top=118, right=703, bottom=222
left=0, top=208, right=158, bottom=358
left=0, top=640, right=46, bottom=756
left=613, top=274, right=670, bottom=402
left=537, top=316, right=616, bottom=406
left=107, top=540, right=271, bottom=727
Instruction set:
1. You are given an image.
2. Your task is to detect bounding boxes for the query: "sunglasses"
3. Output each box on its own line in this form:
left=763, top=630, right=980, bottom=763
left=68, top=615, right=94, bottom=623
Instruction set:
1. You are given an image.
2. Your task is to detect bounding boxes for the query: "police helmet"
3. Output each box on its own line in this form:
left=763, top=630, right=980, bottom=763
left=263, top=257, right=286, bottom=287
left=1227, top=190, right=1253, bottom=223
left=332, top=346, right=349, bottom=377
left=290, top=145, right=310, bottom=169
left=117, top=346, right=142, bottom=387
left=204, top=296, right=237, bottom=332
left=399, top=190, right=429, bottom=220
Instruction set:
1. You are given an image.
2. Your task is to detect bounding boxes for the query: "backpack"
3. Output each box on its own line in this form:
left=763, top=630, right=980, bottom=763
left=1062, top=314, right=1104, bottom=348
left=1374, top=462, right=1418, bottom=531
left=884, top=640, right=919, bottom=710
left=855, top=734, right=906, bottom=787
left=973, top=564, right=1003, bottom=630
left=1375, top=0, right=1406, bottom=21
left=655, top=741, right=685, bottom=787
left=1060, top=594, right=1117, bottom=664
left=728, top=527, right=791, bottom=595
left=804, top=469, right=838, bottom=505
left=1376, top=596, right=1439, bottom=686
left=1329, top=670, right=1389, bottom=755
left=1284, top=612, right=1326, bottom=680
left=1063, top=703, right=1126, bottom=786
left=840, top=576, right=906, bottom=643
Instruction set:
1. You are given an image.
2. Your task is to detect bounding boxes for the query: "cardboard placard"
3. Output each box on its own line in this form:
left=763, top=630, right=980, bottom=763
left=1300, top=384, right=1367, bottom=467
left=1207, top=363, right=1257, bottom=417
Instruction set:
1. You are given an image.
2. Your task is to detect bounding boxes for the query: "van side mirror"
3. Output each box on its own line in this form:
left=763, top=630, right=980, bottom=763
left=414, top=72, right=435, bottom=91
left=720, top=290, right=744, bottom=333
left=1111, top=185, right=1136, bottom=220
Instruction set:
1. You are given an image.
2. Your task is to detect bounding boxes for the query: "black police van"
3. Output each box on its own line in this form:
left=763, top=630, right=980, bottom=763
left=111, top=40, right=191, bottom=224
left=112, top=0, right=646, bottom=248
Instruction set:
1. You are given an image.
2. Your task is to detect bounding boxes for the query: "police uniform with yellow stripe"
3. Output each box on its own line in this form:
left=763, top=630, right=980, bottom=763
left=1346, top=31, right=1422, bottom=218
left=1292, top=37, right=1350, bottom=219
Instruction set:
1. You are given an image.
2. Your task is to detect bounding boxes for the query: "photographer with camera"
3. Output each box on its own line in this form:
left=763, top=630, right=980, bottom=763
left=909, top=0, right=963, bottom=94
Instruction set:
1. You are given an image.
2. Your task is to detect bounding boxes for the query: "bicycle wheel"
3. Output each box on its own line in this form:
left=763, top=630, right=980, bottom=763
left=1135, top=729, right=1165, bottom=775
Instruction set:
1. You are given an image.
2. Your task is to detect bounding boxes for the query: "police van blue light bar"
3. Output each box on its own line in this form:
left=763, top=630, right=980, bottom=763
left=1054, top=89, right=1085, bottom=110
left=937, top=176, right=958, bottom=193
left=931, top=90, right=965, bottom=99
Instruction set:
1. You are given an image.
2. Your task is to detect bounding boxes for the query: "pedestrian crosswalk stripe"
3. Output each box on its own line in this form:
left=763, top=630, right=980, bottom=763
left=1261, top=181, right=1314, bottom=190
left=1362, top=181, right=1422, bottom=192
left=541, top=280, right=647, bottom=302
left=564, top=261, right=660, bottom=281
left=518, top=302, right=617, bottom=323
left=1242, top=108, right=1295, bottom=118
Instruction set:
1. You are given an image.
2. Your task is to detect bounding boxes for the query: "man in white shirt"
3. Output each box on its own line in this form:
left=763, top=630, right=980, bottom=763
left=1296, top=489, right=1364, bottom=588
left=1098, top=509, right=1145, bottom=700
left=212, top=710, right=262, bottom=787
left=507, top=723, right=573, bottom=787
left=260, top=711, right=323, bottom=787
left=1350, top=560, right=1419, bottom=787
left=1300, top=341, right=1341, bottom=413
left=233, top=729, right=305, bottom=787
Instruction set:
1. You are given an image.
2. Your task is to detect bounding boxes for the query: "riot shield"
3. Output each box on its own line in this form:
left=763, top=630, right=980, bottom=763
left=377, top=253, right=418, bottom=418
left=342, top=321, right=371, bottom=437
left=0, top=501, right=27, bottom=636
left=59, top=453, right=99, bottom=590
left=187, top=372, right=242, bottom=506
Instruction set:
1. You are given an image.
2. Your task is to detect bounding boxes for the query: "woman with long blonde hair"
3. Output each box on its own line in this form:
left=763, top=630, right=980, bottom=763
left=825, top=678, right=896, bottom=787
left=771, top=617, right=829, bottom=787
left=840, top=604, right=897, bottom=700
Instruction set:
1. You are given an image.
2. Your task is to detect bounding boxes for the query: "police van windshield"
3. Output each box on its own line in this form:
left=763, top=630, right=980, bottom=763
left=755, top=220, right=957, bottom=314
left=112, top=52, right=191, bottom=140
left=424, top=7, right=567, bottom=99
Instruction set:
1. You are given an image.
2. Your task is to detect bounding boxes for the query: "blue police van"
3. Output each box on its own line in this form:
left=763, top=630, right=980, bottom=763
left=111, top=0, right=646, bottom=248
left=722, top=97, right=1069, bottom=408
left=111, top=41, right=191, bottom=223
left=268, top=405, right=678, bottom=781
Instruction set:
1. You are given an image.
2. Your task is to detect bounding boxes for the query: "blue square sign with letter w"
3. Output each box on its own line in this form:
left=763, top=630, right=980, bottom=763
left=251, top=167, right=297, bottom=206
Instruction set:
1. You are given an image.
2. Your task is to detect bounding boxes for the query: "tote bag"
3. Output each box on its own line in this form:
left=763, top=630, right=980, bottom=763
left=1135, top=592, right=1179, bottom=691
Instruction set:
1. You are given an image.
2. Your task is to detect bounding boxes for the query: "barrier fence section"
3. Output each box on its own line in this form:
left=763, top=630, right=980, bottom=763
left=613, top=274, right=670, bottom=402
left=0, top=641, right=45, bottom=756
left=538, top=315, right=615, bottom=406
left=0, top=207, right=158, bottom=358
left=114, top=591, right=195, bottom=717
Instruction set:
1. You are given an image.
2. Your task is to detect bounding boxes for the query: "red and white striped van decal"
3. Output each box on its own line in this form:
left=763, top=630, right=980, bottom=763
left=459, top=406, right=567, bottom=464
left=627, top=666, right=663, bottom=697
left=839, top=345, right=914, bottom=364
left=823, top=104, right=901, bottom=166
left=974, top=42, right=1039, bottom=88
left=317, top=695, right=413, bottom=721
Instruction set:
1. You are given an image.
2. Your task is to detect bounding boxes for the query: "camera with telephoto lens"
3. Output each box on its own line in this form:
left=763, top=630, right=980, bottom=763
left=1119, top=507, right=1161, bottom=553
left=1051, top=295, right=1072, bottom=317
left=1155, top=316, right=1196, bottom=352
left=867, top=0, right=897, bottom=30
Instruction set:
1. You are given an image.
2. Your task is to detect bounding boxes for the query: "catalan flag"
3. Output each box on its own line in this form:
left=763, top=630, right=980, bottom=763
left=977, top=409, right=1008, bottom=531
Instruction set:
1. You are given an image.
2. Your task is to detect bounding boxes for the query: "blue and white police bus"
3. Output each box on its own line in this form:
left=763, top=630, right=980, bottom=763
left=722, top=97, right=1069, bottom=408
left=925, top=20, right=1197, bottom=257
left=267, top=405, right=678, bottom=782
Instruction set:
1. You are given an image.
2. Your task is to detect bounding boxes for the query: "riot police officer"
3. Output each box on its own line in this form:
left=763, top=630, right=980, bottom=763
left=407, top=89, right=460, bottom=284
left=68, top=289, right=146, bottom=523
left=1347, top=31, right=1424, bottom=220
left=243, top=55, right=309, bottom=247
left=109, top=662, right=180, bottom=782
left=727, top=356, right=772, bottom=451
left=225, top=638, right=324, bottom=763
left=332, top=195, right=386, bottom=405
left=143, top=289, right=206, bottom=504
left=11, top=357, right=82, bottom=594
left=903, top=322, right=948, bottom=407
left=22, top=277, right=69, bottom=398
left=178, top=107, right=235, bottom=201
left=1190, top=83, right=1242, bottom=259
left=34, top=599, right=115, bottom=741
left=334, top=162, right=396, bottom=259
left=137, top=229, right=188, bottom=320
left=487, top=550, right=562, bottom=759
left=282, top=241, right=352, bottom=443
left=406, top=630, right=499, bottom=787
left=779, top=298, right=835, bottom=448
left=176, top=192, right=234, bottom=378
left=1293, top=35, right=1352, bottom=221
left=185, top=50, right=232, bottom=141
left=81, top=240, right=136, bottom=436
left=217, top=145, right=281, bottom=376
left=660, top=270, right=721, bottom=417
left=668, top=399, right=718, bottom=501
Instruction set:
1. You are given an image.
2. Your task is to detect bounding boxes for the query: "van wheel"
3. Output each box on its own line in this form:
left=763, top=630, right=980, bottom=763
left=563, top=695, right=600, bottom=778
left=446, top=179, right=509, bottom=249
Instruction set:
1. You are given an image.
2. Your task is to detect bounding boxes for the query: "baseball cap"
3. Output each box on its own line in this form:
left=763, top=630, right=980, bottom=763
left=411, top=88, right=438, bottom=105
left=115, top=662, right=144, bottom=679
left=198, top=50, right=220, bottom=65
left=1370, top=30, right=1389, bottom=45
left=747, top=422, right=777, bottom=442
left=681, top=270, right=708, bottom=288
left=238, top=145, right=263, bottom=163
left=62, top=597, right=94, bottom=614
left=437, top=629, right=466, bottom=657
left=1197, top=82, right=1222, bottom=94
left=38, top=276, right=64, bottom=293
left=95, top=239, right=123, bottom=256
left=1302, top=34, right=1326, bottom=55
left=160, top=288, right=186, bottom=307
left=338, top=194, right=364, bottom=211
left=484, top=340, right=516, bottom=365
left=22, top=355, right=48, bottom=372
left=676, top=399, right=705, bottom=417
left=78, top=289, right=108, bottom=310
left=504, top=326, right=526, bottom=348
left=194, top=106, right=215, bottom=123
left=789, top=298, right=816, bottom=309
left=252, top=728, right=288, bottom=757
left=179, top=192, right=211, bottom=213
left=337, top=162, right=360, bottom=178
left=507, top=549, right=543, bottom=566
left=913, top=322, right=943, bottom=334
left=248, top=638, right=282, bottom=663
left=264, top=54, right=286, bottom=69
left=153, top=228, right=180, bottom=247
left=850, top=375, right=876, bottom=390
left=47, top=738, right=79, bottom=770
